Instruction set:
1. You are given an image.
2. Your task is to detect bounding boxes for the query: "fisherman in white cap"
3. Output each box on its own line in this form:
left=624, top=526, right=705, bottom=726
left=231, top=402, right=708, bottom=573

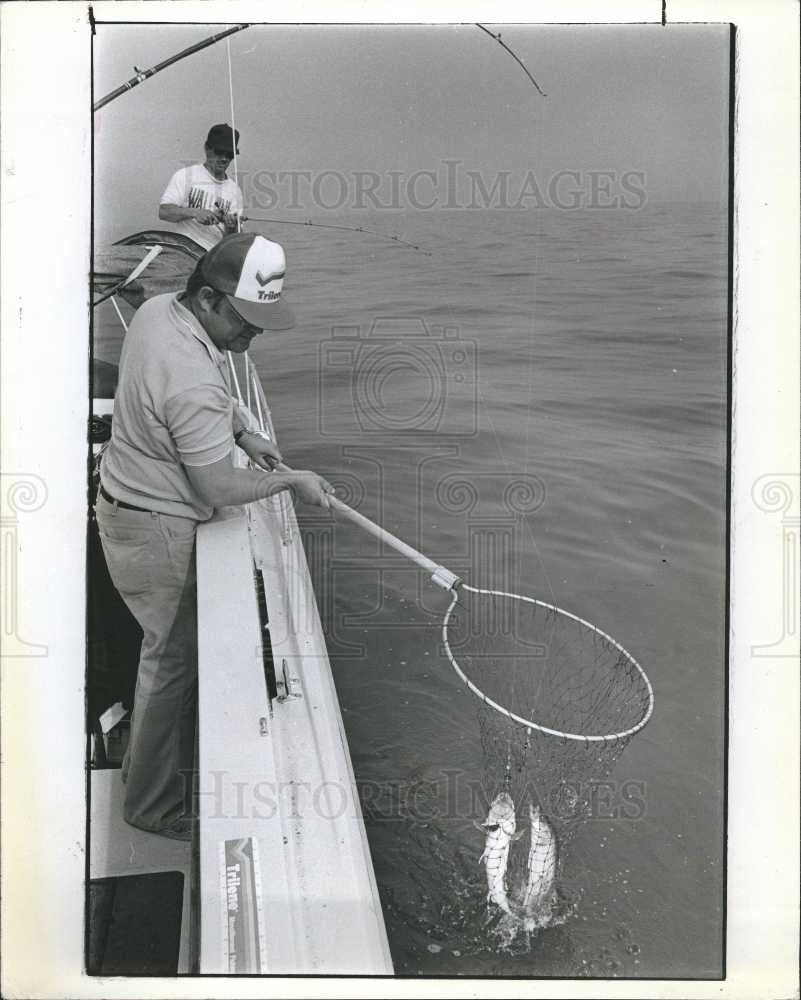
left=159, top=123, right=245, bottom=250
left=95, top=233, right=333, bottom=840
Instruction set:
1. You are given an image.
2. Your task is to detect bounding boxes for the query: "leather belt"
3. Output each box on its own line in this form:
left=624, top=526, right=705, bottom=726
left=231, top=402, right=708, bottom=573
left=99, top=486, right=154, bottom=515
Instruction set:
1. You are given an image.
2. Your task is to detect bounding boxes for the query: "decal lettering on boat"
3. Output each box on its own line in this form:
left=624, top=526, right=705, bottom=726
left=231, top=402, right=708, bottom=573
left=219, top=837, right=267, bottom=972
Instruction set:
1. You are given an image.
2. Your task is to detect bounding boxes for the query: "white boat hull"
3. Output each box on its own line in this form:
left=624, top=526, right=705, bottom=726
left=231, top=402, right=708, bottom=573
left=196, top=495, right=392, bottom=974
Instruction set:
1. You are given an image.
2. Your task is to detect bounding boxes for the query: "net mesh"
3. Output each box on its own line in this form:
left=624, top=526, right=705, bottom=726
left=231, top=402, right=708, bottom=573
left=445, top=586, right=653, bottom=743
left=444, top=585, right=653, bottom=865
left=368, top=585, right=655, bottom=962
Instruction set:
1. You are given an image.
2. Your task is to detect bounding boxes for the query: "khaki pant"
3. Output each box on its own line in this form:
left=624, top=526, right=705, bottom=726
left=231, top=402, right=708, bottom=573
left=95, top=493, right=198, bottom=834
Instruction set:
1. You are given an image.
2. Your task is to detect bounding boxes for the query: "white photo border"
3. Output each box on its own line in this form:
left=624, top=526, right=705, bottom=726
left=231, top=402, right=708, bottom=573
left=1, top=1, right=798, bottom=998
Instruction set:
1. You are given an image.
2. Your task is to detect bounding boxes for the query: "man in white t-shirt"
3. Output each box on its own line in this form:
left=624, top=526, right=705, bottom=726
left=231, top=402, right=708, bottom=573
left=159, top=123, right=245, bottom=250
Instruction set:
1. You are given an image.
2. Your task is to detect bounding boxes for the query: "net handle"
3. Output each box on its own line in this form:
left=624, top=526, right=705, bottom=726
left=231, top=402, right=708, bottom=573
left=442, top=583, right=655, bottom=743
left=273, top=462, right=460, bottom=589
left=274, top=464, right=654, bottom=741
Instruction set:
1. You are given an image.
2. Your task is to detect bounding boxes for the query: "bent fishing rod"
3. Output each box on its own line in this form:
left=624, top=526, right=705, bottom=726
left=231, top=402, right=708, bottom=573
left=93, top=23, right=543, bottom=262
left=474, top=24, right=547, bottom=98
left=93, top=23, right=544, bottom=113
left=93, top=23, right=250, bottom=111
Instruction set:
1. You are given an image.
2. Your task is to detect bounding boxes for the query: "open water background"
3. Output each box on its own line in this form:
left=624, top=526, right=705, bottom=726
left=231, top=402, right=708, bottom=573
left=95, top=201, right=728, bottom=978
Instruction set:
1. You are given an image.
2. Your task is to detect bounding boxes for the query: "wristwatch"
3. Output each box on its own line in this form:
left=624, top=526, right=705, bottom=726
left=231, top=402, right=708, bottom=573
left=234, top=428, right=270, bottom=444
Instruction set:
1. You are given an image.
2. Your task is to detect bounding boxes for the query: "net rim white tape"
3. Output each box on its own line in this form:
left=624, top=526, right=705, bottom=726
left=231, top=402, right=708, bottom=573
left=442, top=583, right=655, bottom=743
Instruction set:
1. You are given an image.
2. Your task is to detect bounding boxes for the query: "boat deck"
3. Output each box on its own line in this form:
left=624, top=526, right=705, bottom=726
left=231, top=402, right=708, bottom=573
left=88, top=769, right=193, bottom=974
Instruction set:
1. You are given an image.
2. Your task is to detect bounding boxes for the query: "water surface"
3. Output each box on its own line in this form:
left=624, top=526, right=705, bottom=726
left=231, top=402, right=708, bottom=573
left=95, top=201, right=728, bottom=978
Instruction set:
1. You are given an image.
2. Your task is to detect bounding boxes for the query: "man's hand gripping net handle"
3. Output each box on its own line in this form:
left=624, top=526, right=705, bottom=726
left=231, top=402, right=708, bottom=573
left=272, top=463, right=459, bottom=591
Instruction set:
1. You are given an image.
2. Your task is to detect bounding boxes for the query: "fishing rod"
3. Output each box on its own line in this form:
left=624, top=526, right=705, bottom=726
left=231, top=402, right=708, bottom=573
left=94, top=23, right=543, bottom=114
left=91, top=24, right=539, bottom=254
left=475, top=24, right=547, bottom=98
left=244, top=215, right=432, bottom=256
left=93, top=23, right=250, bottom=111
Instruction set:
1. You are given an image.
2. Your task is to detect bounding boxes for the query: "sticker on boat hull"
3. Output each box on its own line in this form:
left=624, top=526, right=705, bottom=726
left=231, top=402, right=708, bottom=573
left=219, top=837, right=267, bottom=972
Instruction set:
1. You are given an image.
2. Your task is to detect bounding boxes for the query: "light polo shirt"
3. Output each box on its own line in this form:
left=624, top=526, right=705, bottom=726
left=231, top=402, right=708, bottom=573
left=100, top=293, right=238, bottom=521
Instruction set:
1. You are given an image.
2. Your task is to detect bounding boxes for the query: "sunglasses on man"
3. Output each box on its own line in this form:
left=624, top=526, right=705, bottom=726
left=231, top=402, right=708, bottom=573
left=211, top=146, right=237, bottom=160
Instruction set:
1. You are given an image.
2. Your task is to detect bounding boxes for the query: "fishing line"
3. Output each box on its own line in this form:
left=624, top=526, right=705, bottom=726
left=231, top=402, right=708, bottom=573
left=227, top=353, right=245, bottom=407
left=252, top=375, right=267, bottom=432
left=465, top=23, right=557, bottom=615
left=220, top=33, right=429, bottom=255
left=223, top=33, right=248, bottom=395
left=244, top=352, right=253, bottom=412
left=514, top=24, right=549, bottom=488
left=516, top=38, right=552, bottom=621
left=245, top=215, right=432, bottom=255
left=94, top=24, right=250, bottom=111
left=225, top=36, right=242, bottom=236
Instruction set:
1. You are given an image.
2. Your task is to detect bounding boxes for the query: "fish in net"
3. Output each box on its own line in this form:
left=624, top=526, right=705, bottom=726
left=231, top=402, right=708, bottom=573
left=445, top=584, right=653, bottom=943
left=319, top=483, right=655, bottom=948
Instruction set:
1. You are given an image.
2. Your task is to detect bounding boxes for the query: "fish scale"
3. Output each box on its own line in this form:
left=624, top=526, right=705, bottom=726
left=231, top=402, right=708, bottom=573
left=519, top=804, right=558, bottom=917
left=477, top=792, right=518, bottom=916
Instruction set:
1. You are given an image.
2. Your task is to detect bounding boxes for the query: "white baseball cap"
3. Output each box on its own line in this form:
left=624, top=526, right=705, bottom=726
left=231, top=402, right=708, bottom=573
left=199, top=233, right=295, bottom=330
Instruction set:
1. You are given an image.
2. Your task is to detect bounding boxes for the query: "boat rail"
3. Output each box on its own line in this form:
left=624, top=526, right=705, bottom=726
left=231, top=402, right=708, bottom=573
left=194, top=363, right=392, bottom=974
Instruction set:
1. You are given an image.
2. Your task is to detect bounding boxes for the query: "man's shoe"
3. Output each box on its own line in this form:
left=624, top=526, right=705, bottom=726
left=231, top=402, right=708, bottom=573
left=154, top=817, right=193, bottom=841
left=124, top=816, right=193, bottom=842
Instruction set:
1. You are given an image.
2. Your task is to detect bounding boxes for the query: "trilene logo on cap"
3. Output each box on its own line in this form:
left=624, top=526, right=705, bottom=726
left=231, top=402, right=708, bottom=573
left=255, top=269, right=285, bottom=287
left=235, top=239, right=286, bottom=304
left=254, top=270, right=283, bottom=301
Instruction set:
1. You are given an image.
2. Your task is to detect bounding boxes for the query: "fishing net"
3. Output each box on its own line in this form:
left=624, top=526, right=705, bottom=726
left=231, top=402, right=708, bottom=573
left=437, top=582, right=654, bottom=948
left=443, top=582, right=653, bottom=841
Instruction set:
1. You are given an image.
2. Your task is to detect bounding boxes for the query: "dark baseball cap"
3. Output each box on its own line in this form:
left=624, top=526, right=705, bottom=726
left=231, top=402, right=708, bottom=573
left=205, top=123, right=240, bottom=155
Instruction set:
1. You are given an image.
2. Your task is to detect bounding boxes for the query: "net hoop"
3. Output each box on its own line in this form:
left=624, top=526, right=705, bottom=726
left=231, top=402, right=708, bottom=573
left=442, top=583, right=655, bottom=743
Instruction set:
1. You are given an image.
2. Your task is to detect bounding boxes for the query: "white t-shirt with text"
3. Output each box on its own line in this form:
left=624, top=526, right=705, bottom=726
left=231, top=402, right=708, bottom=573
left=160, top=163, right=244, bottom=250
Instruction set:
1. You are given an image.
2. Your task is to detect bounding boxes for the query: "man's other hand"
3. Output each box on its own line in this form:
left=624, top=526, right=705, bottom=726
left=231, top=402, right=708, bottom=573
left=288, top=471, right=335, bottom=509
left=195, top=207, right=221, bottom=225
left=238, top=432, right=283, bottom=471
